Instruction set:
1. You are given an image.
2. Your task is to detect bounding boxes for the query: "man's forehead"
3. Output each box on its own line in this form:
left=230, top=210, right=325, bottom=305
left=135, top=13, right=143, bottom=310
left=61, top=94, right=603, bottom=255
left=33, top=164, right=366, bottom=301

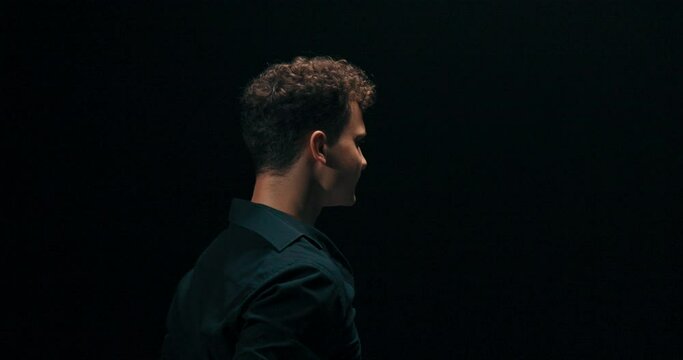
left=349, top=101, right=366, bottom=132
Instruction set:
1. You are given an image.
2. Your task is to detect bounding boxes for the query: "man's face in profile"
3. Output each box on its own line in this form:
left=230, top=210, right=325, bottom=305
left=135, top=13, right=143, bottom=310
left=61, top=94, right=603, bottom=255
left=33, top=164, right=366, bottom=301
left=322, top=101, right=368, bottom=207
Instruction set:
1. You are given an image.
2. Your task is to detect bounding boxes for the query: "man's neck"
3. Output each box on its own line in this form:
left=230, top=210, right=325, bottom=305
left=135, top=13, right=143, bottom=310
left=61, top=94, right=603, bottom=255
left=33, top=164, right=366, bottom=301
left=251, top=170, right=321, bottom=226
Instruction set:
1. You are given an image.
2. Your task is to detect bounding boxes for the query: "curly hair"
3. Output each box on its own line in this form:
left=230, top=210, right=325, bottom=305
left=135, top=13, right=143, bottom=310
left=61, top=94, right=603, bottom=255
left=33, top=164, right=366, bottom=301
left=240, top=56, right=375, bottom=175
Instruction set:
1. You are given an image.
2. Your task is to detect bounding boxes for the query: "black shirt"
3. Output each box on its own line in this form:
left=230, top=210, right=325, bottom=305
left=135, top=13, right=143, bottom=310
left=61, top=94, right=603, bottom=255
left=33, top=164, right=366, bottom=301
left=162, top=199, right=361, bottom=359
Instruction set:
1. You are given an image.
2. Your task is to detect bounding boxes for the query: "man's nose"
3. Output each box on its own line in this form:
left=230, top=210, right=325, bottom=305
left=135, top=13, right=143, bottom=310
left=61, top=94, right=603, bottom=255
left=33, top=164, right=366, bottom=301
left=361, top=155, right=368, bottom=171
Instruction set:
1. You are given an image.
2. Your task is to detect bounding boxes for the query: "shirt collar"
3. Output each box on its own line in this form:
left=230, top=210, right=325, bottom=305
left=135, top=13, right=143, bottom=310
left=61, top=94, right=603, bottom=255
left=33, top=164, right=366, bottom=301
left=228, top=198, right=327, bottom=252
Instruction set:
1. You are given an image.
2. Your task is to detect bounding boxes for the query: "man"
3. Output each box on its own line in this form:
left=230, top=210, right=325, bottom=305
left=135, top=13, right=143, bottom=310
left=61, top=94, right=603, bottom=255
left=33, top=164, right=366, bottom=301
left=162, top=56, right=375, bottom=359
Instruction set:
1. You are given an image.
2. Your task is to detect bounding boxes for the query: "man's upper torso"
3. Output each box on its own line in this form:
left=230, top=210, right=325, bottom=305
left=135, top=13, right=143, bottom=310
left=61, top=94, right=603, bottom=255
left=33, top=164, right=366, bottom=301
left=162, top=198, right=360, bottom=359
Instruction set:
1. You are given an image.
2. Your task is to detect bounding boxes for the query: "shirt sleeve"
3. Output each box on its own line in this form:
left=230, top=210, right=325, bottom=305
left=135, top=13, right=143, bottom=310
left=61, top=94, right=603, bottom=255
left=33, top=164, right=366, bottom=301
left=233, top=265, right=361, bottom=360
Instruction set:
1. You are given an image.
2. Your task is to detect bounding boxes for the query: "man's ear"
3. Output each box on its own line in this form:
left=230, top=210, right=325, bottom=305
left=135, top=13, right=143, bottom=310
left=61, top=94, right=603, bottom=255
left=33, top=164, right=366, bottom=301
left=309, top=130, right=327, bottom=164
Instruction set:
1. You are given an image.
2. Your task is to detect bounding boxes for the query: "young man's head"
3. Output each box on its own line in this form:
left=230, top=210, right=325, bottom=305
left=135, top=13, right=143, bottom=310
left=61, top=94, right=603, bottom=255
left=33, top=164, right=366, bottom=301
left=241, top=56, right=375, bottom=206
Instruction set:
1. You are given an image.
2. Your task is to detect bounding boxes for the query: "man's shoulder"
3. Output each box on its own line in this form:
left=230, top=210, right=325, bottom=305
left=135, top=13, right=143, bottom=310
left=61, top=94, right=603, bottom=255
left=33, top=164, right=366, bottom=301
left=198, top=223, right=341, bottom=284
left=239, top=222, right=340, bottom=276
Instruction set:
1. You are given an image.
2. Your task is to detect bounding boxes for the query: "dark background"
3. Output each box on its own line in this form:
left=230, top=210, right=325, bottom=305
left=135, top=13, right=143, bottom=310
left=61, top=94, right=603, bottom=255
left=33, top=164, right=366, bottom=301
left=6, top=1, right=682, bottom=358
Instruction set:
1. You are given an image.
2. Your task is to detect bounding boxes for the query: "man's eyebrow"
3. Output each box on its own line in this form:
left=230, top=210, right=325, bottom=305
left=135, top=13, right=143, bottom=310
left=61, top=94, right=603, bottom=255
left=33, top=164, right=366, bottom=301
left=355, top=133, right=367, bottom=140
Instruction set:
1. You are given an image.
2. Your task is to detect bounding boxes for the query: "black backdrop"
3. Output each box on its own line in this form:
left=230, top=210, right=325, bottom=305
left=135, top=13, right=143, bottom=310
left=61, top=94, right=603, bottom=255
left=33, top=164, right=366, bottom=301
left=7, top=1, right=682, bottom=358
